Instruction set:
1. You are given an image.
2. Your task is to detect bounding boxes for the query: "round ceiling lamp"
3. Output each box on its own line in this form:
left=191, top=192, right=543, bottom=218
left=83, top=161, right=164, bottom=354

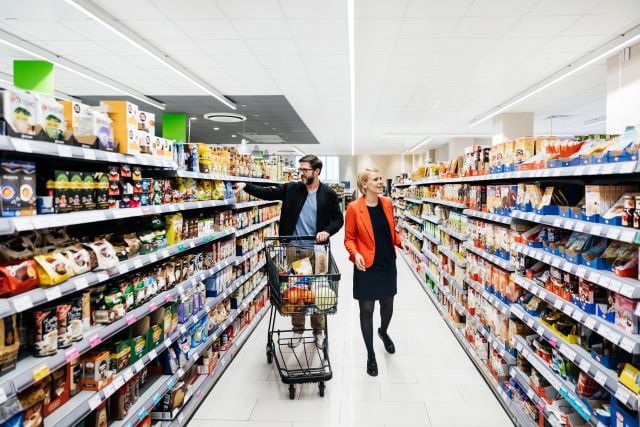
left=203, top=112, right=247, bottom=123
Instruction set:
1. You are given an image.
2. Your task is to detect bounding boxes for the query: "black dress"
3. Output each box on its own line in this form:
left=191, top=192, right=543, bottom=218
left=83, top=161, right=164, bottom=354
left=353, top=203, right=398, bottom=300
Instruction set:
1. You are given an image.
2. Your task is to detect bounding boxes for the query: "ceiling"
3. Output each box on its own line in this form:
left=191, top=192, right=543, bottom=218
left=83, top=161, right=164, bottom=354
left=0, top=0, right=639, bottom=155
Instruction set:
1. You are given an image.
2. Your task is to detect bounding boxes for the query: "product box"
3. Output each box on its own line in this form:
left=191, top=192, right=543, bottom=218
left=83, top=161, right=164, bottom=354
left=100, top=101, right=140, bottom=154
left=138, top=130, right=152, bottom=154
left=615, top=293, right=639, bottom=334
left=79, top=350, right=112, bottom=391
left=43, top=365, right=70, bottom=416
left=0, top=159, right=36, bottom=216
left=137, top=111, right=155, bottom=136
left=59, top=100, right=84, bottom=131
left=1, top=86, right=38, bottom=137
left=109, top=338, right=131, bottom=373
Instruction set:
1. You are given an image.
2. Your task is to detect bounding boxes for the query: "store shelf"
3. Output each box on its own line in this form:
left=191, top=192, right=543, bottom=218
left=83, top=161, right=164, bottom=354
left=45, top=275, right=267, bottom=427
left=0, top=135, right=178, bottom=168
left=404, top=211, right=423, bottom=224
left=1, top=254, right=240, bottom=402
left=165, top=301, right=269, bottom=426
left=407, top=242, right=424, bottom=260
left=402, top=223, right=423, bottom=240
left=423, top=264, right=440, bottom=284
left=510, top=210, right=638, bottom=244
left=511, top=305, right=638, bottom=412
left=3, top=229, right=236, bottom=319
left=173, top=169, right=286, bottom=184
left=421, top=213, right=441, bottom=224
left=422, top=247, right=439, bottom=265
left=0, top=198, right=236, bottom=235
left=512, top=334, right=593, bottom=422
left=235, top=216, right=279, bottom=237
left=464, top=277, right=511, bottom=317
left=231, top=200, right=281, bottom=209
left=422, top=232, right=441, bottom=245
left=464, top=242, right=516, bottom=272
left=512, top=242, right=640, bottom=298
left=423, top=197, right=468, bottom=209
left=463, top=209, right=513, bottom=225
left=466, top=315, right=516, bottom=365
left=438, top=225, right=468, bottom=241
left=405, top=196, right=423, bottom=205
left=394, top=182, right=412, bottom=188
left=411, top=161, right=639, bottom=185
left=510, top=367, right=563, bottom=427
left=442, top=269, right=466, bottom=294
left=438, top=245, right=466, bottom=267
left=512, top=275, right=640, bottom=354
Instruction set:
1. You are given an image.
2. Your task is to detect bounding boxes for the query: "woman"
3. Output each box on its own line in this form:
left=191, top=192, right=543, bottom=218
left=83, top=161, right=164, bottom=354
left=344, top=168, right=409, bottom=376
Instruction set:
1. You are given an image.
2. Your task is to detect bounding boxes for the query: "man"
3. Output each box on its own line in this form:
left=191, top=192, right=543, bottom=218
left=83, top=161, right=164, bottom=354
left=234, top=155, right=344, bottom=347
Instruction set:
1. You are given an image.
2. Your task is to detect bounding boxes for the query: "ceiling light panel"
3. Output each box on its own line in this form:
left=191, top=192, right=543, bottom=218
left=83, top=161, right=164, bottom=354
left=173, top=20, right=240, bottom=40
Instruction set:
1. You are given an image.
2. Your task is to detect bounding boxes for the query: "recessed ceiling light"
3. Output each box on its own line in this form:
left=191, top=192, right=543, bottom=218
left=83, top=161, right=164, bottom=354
left=231, top=134, right=237, bottom=138
left=213, top=127, right=220, bottom=130
left=203, top=112, right=247, bottom=123
left=189, top=117, right=197, bottom=121
left=272, top=128, right=276, bottom=130
left=253, top=114, right=259, bottom=117
left=240, top=104, right=246, bottom=107
left=264, top=122, right=269, bottom=125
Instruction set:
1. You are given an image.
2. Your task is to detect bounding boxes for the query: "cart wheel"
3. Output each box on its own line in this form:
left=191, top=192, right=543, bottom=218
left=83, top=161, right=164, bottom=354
left=318, top=382, right=325, bottom=397
left=266, top=344, right=273, bottom=364
left=289, top=384, right=296, bottom=400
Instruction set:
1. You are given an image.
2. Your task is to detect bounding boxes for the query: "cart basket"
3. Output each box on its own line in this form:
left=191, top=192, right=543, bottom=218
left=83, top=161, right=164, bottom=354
left=265, top=236, right=340, bottom=316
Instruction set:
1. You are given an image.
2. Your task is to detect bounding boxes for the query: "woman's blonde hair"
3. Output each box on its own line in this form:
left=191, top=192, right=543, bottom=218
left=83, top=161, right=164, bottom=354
left=357, top=168, right=381, bottom=194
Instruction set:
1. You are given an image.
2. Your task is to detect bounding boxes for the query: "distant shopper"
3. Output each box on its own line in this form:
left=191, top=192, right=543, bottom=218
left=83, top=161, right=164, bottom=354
left=234, top=155, right=344, bottom=347
left=344, top=168, right=409, bottom=376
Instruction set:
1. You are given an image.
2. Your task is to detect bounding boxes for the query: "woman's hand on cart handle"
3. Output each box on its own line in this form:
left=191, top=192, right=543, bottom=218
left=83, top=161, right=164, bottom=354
left=400, top=241, right=411, bottom=252
left=233, top=182, right=246, bottom=193
left=316, top=231, right=330, bottom=243
left=355, top=253, right=366, bottom=271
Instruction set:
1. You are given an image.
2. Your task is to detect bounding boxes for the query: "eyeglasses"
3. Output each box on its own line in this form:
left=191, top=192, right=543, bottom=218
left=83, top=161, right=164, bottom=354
left=298, top=168, right=313, bottom=173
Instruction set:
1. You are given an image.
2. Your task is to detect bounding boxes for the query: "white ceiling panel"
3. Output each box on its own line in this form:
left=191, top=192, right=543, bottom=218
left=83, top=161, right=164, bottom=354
left=356, top=19, right=402, bottom=39
left=466, top=0, right=538, bottom=17
left=562, top=15, right=640, bottom=36
left=58, top=20, right=123, bottom=41
left=97, top=0, right=166, bottom=20
left=590, top=0, right=640, bottom=15
left=0, top=20, right=82, bottom=41
left=156, top=40, right=208, bottom=56
left=508, top=16, right=580, bottom=37
left=245, top=39, right=299, bottom=56
left=302, top=55, right=349, bottom=69
left=405, top=0, right=473, bottom=18
left=355, top=38, right=396, bottom=55
left=454, top=16, right=519, bottom=37
left=231, top=20, right=292, bottom=39
left=194, top=39, right=252, bottom=56
left=295, top=38, right=347, bottom=55
left=399, top=18, right=460, bottom=38
left=355, top=0, right=408, bottom=18
left=94, top=40, right=151, bottom=56
left=216, top=0, right=284, bottom=19
left=173, top=20, right=240, bottom=40
left=288, top=19, right=346, bottom=40
left=259, top=55, right=306, bottom=69
left=152, top=0, right=227, bottom=20
left=174, top=55, right=221, bottom=69
left=214, top=55, right=264, bottom=69
left=541, top=35, right=605, bottom=54
left=490, top=37, right=553, bottom=53
left=1, top=1, right=86, bottom=21
left=529, top=0, right=599, bottom=16
left=280, top=0, right=345, bottom=19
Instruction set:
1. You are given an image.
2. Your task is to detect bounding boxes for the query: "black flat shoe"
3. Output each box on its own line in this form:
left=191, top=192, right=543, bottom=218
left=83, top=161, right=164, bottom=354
left=367, top=355, right=378, bottom=377
left=378, top=328, right=396, bottom=354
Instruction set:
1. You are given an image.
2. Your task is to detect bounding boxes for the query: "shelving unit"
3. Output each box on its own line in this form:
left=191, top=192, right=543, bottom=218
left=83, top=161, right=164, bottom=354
left=393, top=156, right=640, bottom=426
left=403, top=211, right=423, bottom=224
left=0, top=129, right=284, bottom=426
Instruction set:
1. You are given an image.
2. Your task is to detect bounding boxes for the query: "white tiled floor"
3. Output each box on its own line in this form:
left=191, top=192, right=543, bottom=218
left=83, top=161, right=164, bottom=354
left=189, top=232, right=515, bottom=426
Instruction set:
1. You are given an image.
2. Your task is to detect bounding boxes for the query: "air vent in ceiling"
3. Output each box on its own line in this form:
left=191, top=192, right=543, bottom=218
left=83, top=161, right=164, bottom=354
left=245, top=134, right=286, bottom=144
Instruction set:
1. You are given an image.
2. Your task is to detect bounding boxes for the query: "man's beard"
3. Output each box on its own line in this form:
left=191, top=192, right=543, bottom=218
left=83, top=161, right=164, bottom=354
left=304, top=176, right=315, bottom=186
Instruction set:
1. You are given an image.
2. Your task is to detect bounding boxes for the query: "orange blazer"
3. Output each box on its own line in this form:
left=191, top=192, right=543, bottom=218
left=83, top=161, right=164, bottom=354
left=344, top=196, right=403, bottom=268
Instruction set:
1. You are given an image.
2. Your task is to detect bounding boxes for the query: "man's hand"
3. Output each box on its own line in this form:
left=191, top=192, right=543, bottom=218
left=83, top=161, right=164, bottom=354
left=233, top=182, right=246, bottom=193
left=354, top=253, right=366, bottom=271
left=401, top=241, right=411, bottom=252
left=316, top=231, right=330, bottom=243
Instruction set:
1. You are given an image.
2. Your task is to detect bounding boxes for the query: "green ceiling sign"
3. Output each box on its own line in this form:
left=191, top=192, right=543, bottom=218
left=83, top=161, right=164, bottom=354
left=13, top=60, right=54, bottom=95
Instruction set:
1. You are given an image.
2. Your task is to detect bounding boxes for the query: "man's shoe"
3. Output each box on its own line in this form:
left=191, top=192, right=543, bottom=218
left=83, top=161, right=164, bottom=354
left=378, top=328, right=395, bottom=354
left=366, top=355, right=378, bottom=376
left=288, top=331, right=303, bottom=348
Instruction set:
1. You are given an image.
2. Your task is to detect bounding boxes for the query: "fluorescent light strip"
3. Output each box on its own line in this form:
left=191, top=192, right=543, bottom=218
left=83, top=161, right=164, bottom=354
left=584, top=119, right=606, bottom=128
left=0, top=31, right=165, bottom=110
left=347, top=0, right=355, bottom=156
left=469, top=26, right=640, bottom=128
left=65, top=0, right=235, bottom=110
left=385, top=133, right=493, bottom=138
left=408, top=137, right=432, bottom=153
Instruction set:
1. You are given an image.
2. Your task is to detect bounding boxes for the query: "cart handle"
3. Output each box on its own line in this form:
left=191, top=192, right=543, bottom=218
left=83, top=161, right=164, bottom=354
left=264, top=235, right=331, bottom=245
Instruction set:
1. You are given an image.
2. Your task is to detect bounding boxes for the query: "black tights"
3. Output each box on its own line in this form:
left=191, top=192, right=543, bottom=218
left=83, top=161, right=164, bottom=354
left=359, top=296, right=394, bottom=357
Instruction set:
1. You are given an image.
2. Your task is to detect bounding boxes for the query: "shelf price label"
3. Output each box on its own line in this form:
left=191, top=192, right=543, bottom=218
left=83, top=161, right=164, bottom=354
left=594, top=371, right=607, bottom=386
left=12, top=295, right=33, bottom=313
left=64, top=348, right=80, bottom=363
left=89, top=334, right=102, bottom=348
left=615, top=387, right=632, bottom=405
left=113, top=376, right=125, bottom=390
left=44, top=286, right=62, bottom=302
left=32, top=364, right=50, bottom=382
left=88, top=394, right=103, bottom=411
left=579, top=359, right=591, bottom=373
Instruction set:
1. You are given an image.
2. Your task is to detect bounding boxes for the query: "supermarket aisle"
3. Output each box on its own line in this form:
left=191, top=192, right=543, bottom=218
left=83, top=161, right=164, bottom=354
left=188, top=230, right=514, bottom=427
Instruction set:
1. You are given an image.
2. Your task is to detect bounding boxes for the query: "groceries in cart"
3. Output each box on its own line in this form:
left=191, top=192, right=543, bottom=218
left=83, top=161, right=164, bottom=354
left=274, top=244, right=337, bottom=314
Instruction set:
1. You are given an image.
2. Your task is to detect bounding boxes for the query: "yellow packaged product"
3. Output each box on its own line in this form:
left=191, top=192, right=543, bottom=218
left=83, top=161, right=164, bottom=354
left=165, top=213, right=183, bottom=245
left=34, top=252, right=73, bottom=285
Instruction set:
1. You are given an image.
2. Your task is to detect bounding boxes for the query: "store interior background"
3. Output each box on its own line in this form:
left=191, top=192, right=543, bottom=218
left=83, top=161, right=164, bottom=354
left=2, top=0, right=640, bottom=192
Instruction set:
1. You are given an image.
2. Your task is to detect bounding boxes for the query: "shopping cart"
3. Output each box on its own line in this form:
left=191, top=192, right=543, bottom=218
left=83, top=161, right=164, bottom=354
left=264, top=236, right=341, bottom=399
